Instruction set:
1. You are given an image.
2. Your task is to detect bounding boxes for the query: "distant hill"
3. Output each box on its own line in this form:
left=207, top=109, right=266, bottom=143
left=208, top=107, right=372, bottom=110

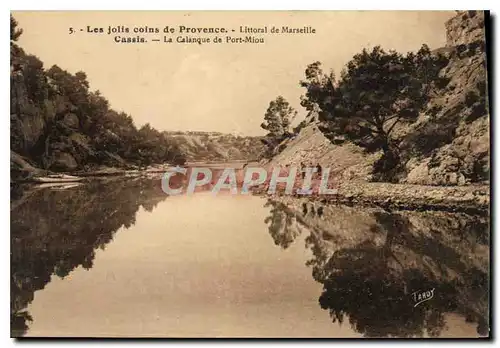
left=164, top=131, right=264, bottom=162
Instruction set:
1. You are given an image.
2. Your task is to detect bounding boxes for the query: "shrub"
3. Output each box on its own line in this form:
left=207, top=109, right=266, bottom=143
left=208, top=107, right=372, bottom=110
left=465, top=90, right=479, bottom=107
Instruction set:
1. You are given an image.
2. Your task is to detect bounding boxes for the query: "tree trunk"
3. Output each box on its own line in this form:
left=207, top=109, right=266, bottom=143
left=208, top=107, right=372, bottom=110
left=373, top=140, right=401, bottom=182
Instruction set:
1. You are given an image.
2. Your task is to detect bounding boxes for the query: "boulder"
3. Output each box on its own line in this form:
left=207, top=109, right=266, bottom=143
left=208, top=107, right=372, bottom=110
left=61, top=113, right=80, bottom=130
left=49, top=152, right=78, bottom=172
left=406, top=159, right=432, bottom=185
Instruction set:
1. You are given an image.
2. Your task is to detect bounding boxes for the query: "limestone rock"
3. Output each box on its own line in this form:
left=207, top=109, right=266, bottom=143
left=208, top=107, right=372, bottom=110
left=263, top=11, right=489, bottom=187
left=401, top=10, right=489, bottom=186
left=446, top=11, right=486, bottom=47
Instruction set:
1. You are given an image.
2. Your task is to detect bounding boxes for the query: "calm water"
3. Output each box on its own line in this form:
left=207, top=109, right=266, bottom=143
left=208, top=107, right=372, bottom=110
left=10, top=178, right=490, bottom=338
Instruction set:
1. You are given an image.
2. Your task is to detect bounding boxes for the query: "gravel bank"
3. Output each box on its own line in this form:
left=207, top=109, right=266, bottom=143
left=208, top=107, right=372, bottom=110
left=253, top=181, right=489, bottom=215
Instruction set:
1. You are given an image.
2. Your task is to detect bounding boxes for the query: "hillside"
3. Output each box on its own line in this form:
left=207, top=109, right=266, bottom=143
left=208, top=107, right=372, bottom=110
left=267, top=123, right=377, bottom=181
left=267, top=11, right=489, bottom=187
left=10, top=15, right=185, bottom=178
left=10, top=16, right=264, bottom=181
left=164, top=131, right=264, bottom=162
left=401, top=10, right=489, bottom=185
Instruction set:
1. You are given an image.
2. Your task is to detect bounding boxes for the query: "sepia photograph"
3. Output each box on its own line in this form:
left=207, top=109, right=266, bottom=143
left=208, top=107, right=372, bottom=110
left=10, top=10, right=490, bottom=338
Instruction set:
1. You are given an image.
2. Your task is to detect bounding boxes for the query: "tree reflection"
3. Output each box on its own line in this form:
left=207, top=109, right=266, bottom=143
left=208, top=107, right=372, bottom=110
left=317, top=211, right=450, bottom=337
left=264, top=199, right=490, bottom=337
left=10, top=179, right=167, bottom=337
left=264, top=200, right=304, bottom=249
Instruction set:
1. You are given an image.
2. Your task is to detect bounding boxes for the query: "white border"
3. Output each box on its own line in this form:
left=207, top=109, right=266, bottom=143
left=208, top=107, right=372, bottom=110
left=2, top=2, right=498, bottom=348
left=4, top=0, right=500, bottom=10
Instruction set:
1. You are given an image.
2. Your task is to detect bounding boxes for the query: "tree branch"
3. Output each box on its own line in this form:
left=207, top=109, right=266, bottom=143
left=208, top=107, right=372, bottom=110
left=386, top=116, right=403, bottom=136
left=358, top=124, right=380, bottom=135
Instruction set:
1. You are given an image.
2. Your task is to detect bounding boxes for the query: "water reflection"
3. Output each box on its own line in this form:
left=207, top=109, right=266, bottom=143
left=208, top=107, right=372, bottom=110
left=10, top=179, right=167, bottom=337
left=264, top=200, right=305, bottom=250
left=10, top=178, right=489, bottom=338
left=264, top=199, right=489, bottom=338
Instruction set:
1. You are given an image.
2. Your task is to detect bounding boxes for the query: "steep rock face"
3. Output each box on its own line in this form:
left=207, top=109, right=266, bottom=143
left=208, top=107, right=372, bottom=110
left=402, top=10, right=489, bottom=185
left=446, top=10, right=487, bottom=47
left=268, top=11, right=489, bottom=186
left=10, top=70, right=48, bottom=155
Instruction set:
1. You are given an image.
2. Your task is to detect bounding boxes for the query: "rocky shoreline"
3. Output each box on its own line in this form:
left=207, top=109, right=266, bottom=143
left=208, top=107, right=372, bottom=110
left=11, top=150, right=172, bottom=183
left=253, top=181, right=489, bottom=215
left=13, top=151, right=490, bottom=215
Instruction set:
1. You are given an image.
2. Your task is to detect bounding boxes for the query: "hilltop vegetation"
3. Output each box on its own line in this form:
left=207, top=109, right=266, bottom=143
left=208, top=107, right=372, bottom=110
left=10, top=16, right=263, bottom=180
left=10, top=16, right=187, bottom=178
left=164, top=131, right=264, bottom=162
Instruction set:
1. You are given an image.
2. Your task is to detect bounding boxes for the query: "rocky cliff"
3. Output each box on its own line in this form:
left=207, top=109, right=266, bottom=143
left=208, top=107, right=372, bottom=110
left=267, top=11, right=489, bottom=187
left=402, top=10, right=489, bottom=185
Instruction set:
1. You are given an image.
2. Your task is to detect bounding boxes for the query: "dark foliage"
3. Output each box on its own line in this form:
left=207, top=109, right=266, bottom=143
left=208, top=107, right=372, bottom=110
left=300, top=45, right=449, bottom=181
left=260, top=96, right=297, bottom=158
left=10, top=16, right=186, bottom=172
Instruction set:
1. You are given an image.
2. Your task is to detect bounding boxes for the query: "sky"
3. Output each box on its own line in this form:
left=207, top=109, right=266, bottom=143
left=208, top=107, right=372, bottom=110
left=13, top=11, right=456, bottom=136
